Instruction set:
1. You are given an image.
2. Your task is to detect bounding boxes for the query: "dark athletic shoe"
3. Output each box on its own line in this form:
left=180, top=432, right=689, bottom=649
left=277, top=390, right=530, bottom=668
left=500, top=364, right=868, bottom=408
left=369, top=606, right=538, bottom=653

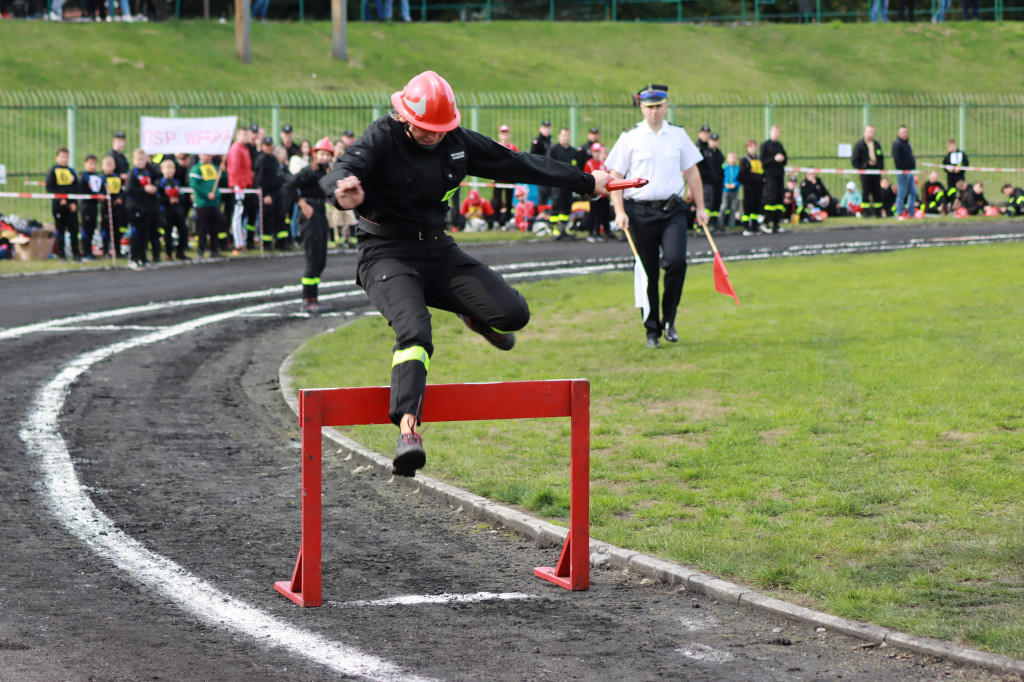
left=646, top=335, right=661, bottom=349
left=458, top=314, right=515, bottom=351
left=664, top=324, right=679, bottom=343
left=393, top=432, right=426, bottom=477
left=301, top=299, right=332, bottom=314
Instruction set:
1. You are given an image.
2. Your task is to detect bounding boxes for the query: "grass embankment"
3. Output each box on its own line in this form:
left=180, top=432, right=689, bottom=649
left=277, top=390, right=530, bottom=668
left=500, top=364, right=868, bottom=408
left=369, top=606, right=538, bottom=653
left=0, top=21, right=1022, bottom=94
left=288, top=242, right=1024, bottom=658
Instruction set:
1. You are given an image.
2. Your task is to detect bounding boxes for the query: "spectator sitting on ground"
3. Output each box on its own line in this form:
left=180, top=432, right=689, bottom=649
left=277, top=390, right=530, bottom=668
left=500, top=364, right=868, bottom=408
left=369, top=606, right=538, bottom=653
left=838, top=181, right=863, bottom=217
left=961, top=181, right=989, bottom=215
left=513, top=184, right=537, bottom=232
left=782, top=188, right=798, bottom=222
left=951, top=179, right=969, bottom=212
left=1001, top=183, right=1024, bottom=216
left=799, top=171, right=834, bottom=220
left=922, top=171, right=947, bottom=215
left=878, top=177, right=896, bottom=217
left=460, top=189, right=495, bottom=231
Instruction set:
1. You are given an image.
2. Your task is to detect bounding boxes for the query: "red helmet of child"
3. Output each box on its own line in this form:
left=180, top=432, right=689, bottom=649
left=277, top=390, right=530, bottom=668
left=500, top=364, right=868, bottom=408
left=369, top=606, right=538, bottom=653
left=312, top=137, right=335, bottom=155
left=468, top=189, right=480, bottom=204
left=514, top=184, right=528, bottom=198
left=391, top=71, right=462, bottom=133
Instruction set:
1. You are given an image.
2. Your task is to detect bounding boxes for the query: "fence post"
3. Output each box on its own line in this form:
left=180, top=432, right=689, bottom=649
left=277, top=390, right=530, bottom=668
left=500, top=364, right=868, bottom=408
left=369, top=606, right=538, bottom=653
left=469, top=104, right=480, bottom=132
left=958, top=100, right=967, bottom=154
left=66, top=103, right=77, bottom=171
left=862, top=101, right=871, bottom=129
left=763, top=102, right=772, bottom=142
left=569, top=103, right=578, bottom=147
left=271, top=104, right=281, bottom=143
left=612, top=0, right=618, bottom=20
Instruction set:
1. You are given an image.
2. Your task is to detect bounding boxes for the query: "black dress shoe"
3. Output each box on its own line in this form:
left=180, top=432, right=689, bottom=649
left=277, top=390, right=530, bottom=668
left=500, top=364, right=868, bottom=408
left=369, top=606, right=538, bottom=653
left=646, top=336, right=661, bottom=349
left=664, top=324, right=679, bottom=343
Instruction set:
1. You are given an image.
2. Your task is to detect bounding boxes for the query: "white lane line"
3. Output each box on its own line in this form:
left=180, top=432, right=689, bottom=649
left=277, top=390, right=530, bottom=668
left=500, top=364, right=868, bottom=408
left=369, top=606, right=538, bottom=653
left=675, top=643, right=736, bottom=664
left=19, top=297, right=431, bottom=682
left=54, top=325, right=169, bottom=332
left=329, top=592, right=537, bottom=609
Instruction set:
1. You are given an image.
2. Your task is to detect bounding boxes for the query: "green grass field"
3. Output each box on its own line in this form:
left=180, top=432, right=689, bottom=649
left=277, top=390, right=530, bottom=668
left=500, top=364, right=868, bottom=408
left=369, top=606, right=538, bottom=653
left=1, top=21, right=1022, bottom=94
left=287, top=242, right=1024, bottom=658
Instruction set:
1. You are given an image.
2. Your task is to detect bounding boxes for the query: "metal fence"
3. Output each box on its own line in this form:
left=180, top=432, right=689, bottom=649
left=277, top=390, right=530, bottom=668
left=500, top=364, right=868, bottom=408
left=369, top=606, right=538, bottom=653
left=2, top=90, right=1023, bottom=221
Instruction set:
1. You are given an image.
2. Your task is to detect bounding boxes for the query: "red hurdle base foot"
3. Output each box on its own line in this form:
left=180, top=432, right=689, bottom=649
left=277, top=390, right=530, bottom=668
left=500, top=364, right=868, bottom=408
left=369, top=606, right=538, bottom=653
left=274, top=580, right=306, bottom=606
left=534, top=566, right=574, bottom=590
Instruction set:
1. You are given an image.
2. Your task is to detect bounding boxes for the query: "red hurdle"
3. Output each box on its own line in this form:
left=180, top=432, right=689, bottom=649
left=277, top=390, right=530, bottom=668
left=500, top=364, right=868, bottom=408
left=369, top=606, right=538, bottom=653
left=274, top=379, right=591, bottom=607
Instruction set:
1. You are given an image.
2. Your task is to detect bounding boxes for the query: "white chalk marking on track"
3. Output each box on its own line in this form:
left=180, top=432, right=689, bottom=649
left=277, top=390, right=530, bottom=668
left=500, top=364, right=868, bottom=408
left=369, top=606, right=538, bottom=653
left=329, top=592, right=537, bottom=609
left=675, top=642, right=736, bottom=664
left=20, top=298, right=432, bottom=682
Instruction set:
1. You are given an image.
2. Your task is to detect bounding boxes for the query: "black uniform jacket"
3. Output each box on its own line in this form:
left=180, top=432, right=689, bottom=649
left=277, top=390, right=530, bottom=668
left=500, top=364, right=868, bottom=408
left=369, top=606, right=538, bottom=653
left=851, top=139, right=885, bottom=170
left=320, top=116, right=595, bottom=237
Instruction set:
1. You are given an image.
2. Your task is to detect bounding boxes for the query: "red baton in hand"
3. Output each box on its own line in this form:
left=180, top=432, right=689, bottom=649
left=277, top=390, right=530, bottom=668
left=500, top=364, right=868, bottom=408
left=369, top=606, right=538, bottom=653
left=606, top=178, right=649, bottom=191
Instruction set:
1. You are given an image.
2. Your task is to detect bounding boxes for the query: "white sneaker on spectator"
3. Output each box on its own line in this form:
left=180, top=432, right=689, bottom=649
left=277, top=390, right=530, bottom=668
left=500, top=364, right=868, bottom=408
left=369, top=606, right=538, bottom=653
left=46, top=10, right=61, bottom=19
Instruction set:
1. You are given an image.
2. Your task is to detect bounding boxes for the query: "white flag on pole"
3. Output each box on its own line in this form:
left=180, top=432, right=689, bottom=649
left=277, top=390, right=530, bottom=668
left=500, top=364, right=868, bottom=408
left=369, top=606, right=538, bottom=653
left=633, top=257, right=650, bottom=322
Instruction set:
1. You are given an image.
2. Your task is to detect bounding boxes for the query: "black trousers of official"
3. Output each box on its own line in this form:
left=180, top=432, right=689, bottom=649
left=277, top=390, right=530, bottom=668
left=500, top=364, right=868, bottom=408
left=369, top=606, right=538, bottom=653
left=625, top=202, right=688, bottom=338
left=53, top=205, right=80, bottom=259
left=299, top=208, right=329, bottom=300
left=195, top=206, right=222, bottom=256
left=357, top=234, right=530, bottom=426
left=860, top=175, right=883, bottom=217
left=763, top=174, right=785, bottom=227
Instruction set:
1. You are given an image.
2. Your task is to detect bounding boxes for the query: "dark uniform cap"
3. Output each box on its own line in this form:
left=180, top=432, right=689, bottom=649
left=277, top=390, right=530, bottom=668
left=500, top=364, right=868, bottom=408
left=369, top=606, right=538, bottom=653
left=540, top=120, right=552, bottom=127
left=282, top=124, right=293, bottom=133
left=700, top=125, right=711, bottom=132
left=589, top=127, right=599, bottom=134
left=637, top=83, right=669, bottom=106
left=262, top=136, right=274, bottom=145
left=710, top=132, right=719, bottom=140
left=249, top=123, right=260, bottom=133
left=342, top=129, right=355, bottom=137
left=113, top=131, right=126, bottom=138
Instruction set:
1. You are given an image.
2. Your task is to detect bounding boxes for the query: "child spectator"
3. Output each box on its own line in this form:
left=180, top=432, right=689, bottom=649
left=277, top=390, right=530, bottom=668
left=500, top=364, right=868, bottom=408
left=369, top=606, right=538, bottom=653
left=189, top=153, right=223, bottom=258
left=922, top=171, right=947, bottom=215
left=125, top=148, right=160, bottom=268
left=583, top=142, right=612, bottom=242
left=838, top=181, right=863, bottom=217
left=100, top=155, right=126, bottom=257
left=79, top=154, right=103, bottom=259
left=1001, top=183, right=1024, bottom=216
left=513, top=184, right=536, bottom=233
left=782, top=189, right=798, bottom=223
left=719, top=152, right=740, bottom=230
left=737, top=140, right=764, bottom=236
left=878, top=177, right=896, bottom=217
left=158, top=158, right=188, bottom=260
left=45, top=147, right=80, bottom=261
left=460, top=189, right=495, bottom=232
left=961, top=181, right=989, bottom=215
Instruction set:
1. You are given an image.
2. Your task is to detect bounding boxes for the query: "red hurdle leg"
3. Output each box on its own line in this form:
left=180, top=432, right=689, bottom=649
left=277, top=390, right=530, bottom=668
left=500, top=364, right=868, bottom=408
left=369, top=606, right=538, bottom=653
left=275, top=390, right=323, bottom=606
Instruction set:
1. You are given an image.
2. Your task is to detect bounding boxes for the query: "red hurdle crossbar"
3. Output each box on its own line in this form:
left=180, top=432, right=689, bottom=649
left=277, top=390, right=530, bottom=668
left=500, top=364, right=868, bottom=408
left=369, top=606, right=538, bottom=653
left=274, top=379, right=591, bottom=607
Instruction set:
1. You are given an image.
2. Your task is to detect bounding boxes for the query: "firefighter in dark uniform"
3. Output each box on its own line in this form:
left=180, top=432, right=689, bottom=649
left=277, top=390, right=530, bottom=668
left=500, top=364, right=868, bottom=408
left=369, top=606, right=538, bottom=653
left=707, top=132, right=725, bottom=229
left=284, top=137, right=335, bottom=315
left=254, top=136, right=290, bottom=250
left=321, top=71, right=610, bottom=477
left=851, top=125, right=885, bottom=218
left=1001, top=184, right=1024, bottom=216
left=738, top=139, right=764, bottom=235
left=760, top=124, right=788, bottom=233
left=546, top=127, right=578, bottom=237
left=529, top=120, right=554, bottom=209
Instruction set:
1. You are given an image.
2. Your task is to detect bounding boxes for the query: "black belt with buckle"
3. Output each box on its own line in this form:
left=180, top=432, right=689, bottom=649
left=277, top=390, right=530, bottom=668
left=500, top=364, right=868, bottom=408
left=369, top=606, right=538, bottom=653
left=356, top=218, right=447, bottom=242
left=626, top=198, right=670, bottom=209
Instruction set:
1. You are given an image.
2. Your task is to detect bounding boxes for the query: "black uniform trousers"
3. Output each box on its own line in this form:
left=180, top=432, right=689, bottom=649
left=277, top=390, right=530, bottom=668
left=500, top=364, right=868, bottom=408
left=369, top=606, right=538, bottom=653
left=625, top=201, right=688, bottom=338
left=129, top=207, right=158, bottom=263
left=299, top=205, right=329, bottom=300
left=492, top=186, right=514, bottom=227
left=357, top=233, right=530, bottom=426
left=52, top=204, right=80, bottom=259
left=763, top=174, right=785, bottom=227
left=860, top=175, right=883, bottom=217
left=195, top=206, right=222, bottom=256
left=163, top=204, right=187, bottom=257
left=80, top=200, right=98, bottom=256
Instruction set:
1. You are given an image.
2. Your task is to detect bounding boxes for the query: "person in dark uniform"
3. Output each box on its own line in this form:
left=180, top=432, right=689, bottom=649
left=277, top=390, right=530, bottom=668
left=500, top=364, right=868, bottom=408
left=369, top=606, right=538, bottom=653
left=254, top=136, right=290, bottom=250
left=606, top=83, right=708, bottom=349
left=529, top=119, right=554, bottom=209
left=321, top=70, right=610, bottom=477
left=280, top=124, right=301, bottom=160
left=107, top=132, right=130, bottom=183
left=546, top=126, right=578, bottom=238
left=941, top=139, right=969, bottom=207
left=737, top=140, right=764, bottom=235
left=706, top=132, right=725, bottom=229
left=851, top=125, right=885, bottom=218
left=45, top=147, right=80, bottom=261
left=760, top=124, right=788, bottom=233
left=285, top=137, right=335, bottom=315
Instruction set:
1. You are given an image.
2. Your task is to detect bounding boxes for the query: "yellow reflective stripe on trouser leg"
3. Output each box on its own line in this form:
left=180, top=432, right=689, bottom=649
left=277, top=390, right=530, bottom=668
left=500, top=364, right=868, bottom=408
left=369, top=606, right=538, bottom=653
left=301, top=277, right=320, bottom=286
left=392, top=345, right=430, bottom=372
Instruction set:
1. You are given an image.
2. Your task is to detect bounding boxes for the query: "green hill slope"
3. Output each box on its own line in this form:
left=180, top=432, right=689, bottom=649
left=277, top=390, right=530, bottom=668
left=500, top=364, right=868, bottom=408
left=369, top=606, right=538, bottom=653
left=1, top=20, right=1022, bottom=94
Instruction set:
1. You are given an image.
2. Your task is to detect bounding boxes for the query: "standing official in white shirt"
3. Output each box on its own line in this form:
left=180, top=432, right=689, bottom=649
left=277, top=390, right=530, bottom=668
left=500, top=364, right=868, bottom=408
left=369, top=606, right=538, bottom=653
left=606, top=84, right=707, bottom=349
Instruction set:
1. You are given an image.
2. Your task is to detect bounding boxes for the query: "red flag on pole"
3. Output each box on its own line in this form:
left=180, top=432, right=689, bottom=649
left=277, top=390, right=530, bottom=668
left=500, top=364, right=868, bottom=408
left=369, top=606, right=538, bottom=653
left=713, top=252, right=740, bottom=306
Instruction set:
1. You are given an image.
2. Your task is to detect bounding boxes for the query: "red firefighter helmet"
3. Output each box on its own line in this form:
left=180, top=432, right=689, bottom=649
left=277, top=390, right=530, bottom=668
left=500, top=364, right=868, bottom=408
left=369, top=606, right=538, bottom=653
left=390, top=71, right=461, bottom=133
left=468, top=189, right=480, bottom=203
left=312, top=137, right=334, bottom=155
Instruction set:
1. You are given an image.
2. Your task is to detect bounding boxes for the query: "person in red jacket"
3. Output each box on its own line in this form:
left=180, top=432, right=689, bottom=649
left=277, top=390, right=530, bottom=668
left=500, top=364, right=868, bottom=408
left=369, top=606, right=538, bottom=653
left=459, top=189, right=496, bottom=231
left=226, top=127, right=257, bottom=253
left=583, top=143, right=613, bottom=242
left=513, top=184, right=537, bottom=232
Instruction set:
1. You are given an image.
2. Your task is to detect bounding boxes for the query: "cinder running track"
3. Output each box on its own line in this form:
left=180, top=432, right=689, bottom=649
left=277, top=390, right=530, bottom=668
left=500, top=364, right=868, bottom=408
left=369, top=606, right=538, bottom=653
left=2, top=222, right=1020, bottom=681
